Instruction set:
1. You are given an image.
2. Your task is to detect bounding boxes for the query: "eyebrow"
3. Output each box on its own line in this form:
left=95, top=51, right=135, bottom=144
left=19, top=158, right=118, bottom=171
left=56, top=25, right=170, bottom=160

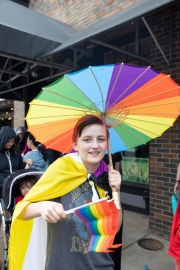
left=82, top=135, right=106, bottom=138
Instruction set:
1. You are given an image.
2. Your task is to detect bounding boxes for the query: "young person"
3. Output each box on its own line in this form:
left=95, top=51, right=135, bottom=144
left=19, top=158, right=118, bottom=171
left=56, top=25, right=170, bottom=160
left=23, top=134, right=49, bottom=172
left=0, top=126, right=25, bottom=193
left=16, top=175, right=37, bottom=203
left=168, top=163, right=180, bottom=270
left=9, top=115, right=122, bottom=270
left=16, top=126, right=30, bottom=156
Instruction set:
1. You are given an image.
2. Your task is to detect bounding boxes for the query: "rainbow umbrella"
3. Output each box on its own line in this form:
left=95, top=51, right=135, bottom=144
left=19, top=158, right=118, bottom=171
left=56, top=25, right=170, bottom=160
left=26, top=63, right=180, bottom=153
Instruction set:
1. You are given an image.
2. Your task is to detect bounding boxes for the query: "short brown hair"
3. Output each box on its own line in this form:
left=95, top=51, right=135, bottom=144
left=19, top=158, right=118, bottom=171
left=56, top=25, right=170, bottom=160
left=72, top=115, right=109, bottom=143
left=19, top=175, right=37, bottom=188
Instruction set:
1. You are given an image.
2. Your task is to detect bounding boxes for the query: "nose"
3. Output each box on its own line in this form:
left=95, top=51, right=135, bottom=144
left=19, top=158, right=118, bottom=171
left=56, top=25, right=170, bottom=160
left=92, top=139, right=99, bottom=148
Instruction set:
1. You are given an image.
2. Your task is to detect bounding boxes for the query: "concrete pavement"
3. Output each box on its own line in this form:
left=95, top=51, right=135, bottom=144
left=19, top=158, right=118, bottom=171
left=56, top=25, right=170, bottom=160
left=121, top=210, right=174, bottom=270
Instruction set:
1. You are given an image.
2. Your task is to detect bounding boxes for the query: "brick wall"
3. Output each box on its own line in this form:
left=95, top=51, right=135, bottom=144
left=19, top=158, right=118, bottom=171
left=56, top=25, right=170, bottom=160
left=29, top=0, right=141, bottom=31
left=147, top=2, right=180, bottom=239
left=13, top=101, right=25, bottom=131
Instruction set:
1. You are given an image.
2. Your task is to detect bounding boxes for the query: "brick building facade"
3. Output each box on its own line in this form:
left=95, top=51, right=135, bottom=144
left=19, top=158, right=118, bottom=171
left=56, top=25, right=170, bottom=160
left=29, top=0, right=142, bottom=31
left=28, top=0, right=180, bottom=239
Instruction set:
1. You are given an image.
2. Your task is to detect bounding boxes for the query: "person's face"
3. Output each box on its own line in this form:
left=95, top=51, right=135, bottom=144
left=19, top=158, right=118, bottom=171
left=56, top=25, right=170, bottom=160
left=73, top=124, right=108, bottom=173
left=19, top=182, right=32, bottom=197
left=27, top=137, right=32, bottom=148
left=18, top=133, right=25, bottom=140
left=4, top=138, right=15, bottom=149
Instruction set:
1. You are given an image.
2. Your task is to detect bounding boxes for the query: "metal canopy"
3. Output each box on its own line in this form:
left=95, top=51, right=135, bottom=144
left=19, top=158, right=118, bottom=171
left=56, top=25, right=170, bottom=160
left=41, top=0, right=175, bottom=58
left=0, top=0, right=77, bottom=100
left=0, top=0, right=175, bottom=101
left=0, top=0, right=77, bottom=59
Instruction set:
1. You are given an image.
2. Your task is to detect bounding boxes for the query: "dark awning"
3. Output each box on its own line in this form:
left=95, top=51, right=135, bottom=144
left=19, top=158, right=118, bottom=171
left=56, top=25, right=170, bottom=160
left=0, top=0, right=77, bottom=59
left=41, top=0, right=175, bottom=58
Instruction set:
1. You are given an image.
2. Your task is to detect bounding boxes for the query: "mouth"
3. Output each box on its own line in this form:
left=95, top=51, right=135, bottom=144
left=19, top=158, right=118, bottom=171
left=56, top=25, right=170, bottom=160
left=88, top=151, right=100, bottom=156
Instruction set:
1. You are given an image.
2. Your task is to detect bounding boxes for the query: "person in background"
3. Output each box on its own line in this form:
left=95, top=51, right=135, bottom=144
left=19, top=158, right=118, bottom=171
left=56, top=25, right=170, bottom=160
left=23, top=134, right=49, bottom=172
left=0, top=126, right=25, bottom=196
left=168, top=162, right=180, bottom=270
left=9, top=115, right=122, bottom=270
left=16, top=126, right=30, bottom=156
left=103, top=152, right=122, bottom=172
left=16, top=175, right=37, bottom=204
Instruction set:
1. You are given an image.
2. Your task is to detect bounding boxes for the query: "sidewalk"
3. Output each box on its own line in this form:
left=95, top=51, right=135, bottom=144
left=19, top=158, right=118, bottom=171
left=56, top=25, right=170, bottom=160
left=0, top=210, right=175, bottom=270
left=122, top=210, right=174, bottom=270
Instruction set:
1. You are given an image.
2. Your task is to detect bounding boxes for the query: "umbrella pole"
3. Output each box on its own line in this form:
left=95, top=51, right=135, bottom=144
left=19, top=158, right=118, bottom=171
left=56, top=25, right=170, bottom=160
left=107, top=140, right=121, bottom=209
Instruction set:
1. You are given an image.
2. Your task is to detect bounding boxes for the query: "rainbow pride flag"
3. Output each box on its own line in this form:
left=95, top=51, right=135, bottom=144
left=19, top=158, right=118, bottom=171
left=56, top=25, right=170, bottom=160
left=68, top=198, right=122, bottom=252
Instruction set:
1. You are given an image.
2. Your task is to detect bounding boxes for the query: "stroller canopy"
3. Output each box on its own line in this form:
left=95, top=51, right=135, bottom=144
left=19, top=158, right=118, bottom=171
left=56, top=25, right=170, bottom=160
left=2, top=168, right=43, bottom=209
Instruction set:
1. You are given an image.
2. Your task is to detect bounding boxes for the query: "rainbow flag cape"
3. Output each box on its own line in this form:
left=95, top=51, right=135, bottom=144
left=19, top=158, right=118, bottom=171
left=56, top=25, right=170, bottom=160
left=8, top=153, right=110, bottom=270
left=69, top=198, right=121, bottom=252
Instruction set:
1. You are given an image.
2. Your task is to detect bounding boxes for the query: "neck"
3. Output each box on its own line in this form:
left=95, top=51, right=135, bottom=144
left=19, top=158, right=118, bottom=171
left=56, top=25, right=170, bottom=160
left=84, top=163, right=100, bottom=174
left=31, top=145, right=38, bottom=150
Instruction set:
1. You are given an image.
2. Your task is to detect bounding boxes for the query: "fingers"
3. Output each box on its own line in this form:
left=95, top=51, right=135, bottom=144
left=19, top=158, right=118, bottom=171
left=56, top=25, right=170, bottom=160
left=40, top=202, right=67, bottom=223
left=108, top=169, right=121, bottom=191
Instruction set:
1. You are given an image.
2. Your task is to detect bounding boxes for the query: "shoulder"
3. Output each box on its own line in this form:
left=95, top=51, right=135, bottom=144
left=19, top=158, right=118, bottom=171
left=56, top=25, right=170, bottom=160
left=23, top=151, right=33, bottom=159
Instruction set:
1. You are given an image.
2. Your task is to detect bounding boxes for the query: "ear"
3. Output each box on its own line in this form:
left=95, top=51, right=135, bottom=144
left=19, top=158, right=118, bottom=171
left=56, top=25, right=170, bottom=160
left=72, top=142, right=78, bottom=151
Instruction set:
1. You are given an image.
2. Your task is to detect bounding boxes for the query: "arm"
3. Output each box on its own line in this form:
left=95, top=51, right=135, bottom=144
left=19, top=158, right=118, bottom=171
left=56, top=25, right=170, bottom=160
left=19, top=201, right=67, bottom=223
left=174, top=163, right=180, bottom=194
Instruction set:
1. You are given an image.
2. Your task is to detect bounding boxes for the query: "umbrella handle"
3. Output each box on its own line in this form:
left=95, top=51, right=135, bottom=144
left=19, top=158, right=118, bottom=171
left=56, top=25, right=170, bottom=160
left=107, top=140, right=121, bottom=210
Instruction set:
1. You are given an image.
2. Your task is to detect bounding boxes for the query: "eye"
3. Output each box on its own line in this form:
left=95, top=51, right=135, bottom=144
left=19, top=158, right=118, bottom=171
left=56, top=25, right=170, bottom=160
left=98, top=138, right=105, bottom=142
left=83, top=138, right=91, bottom=142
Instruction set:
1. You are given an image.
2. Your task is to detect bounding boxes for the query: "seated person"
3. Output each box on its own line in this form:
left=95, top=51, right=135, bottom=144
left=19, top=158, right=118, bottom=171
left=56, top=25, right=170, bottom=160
left=16, top=176, right=37, bottom=204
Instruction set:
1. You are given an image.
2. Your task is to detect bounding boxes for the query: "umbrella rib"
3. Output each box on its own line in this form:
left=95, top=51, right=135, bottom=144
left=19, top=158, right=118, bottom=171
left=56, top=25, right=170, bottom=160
left=122, top=122, right=162, bottom=137
left=128, top=100, right=180, bottom=111
left=110, top=128, right=129, bottom=149
left=33, top=124, right=75, bottom=141
left=125, top=116, right=173, bottom=126
left=129, top=112, right=179, bottom=115
left=46, top=130, right=73, bottom=150
left=29, top=102, right=92, bottom=113
left=116, top=124, right=147, bottom=146
left=109, top=66, right=151, bottom=110
left=106, top=116, right=129, bottom=150
left=125, top=86, right=180, bottom=108
left=105, top=63, right=124, bottom=111
left=121, top=75, right=171, bottom=105
left=43, top=87, right=99, bottom=115
left=26, top=113, right=87, bottom=120
left=89, top=66, right=105, bottom=112
left=27, top=119, right=79, bottom=131
left=64, top=75, right=100, bottom=114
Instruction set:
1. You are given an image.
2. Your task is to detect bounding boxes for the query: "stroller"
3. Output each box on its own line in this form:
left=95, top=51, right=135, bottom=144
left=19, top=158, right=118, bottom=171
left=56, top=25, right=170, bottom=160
left=0, top=169, right=43, bottom=270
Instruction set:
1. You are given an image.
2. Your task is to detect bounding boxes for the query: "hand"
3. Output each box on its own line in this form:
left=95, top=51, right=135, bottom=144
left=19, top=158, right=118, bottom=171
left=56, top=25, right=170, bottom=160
left=38, top=201, right=67, bottom=223
left=25, top=159, right=32, bottom=165
left=108, top=169, right=121, bottom=191
left=174, top=182, right=179, bottom=194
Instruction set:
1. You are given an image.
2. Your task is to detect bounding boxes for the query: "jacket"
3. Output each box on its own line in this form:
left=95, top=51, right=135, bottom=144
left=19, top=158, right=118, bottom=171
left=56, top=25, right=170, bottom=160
left=0, top=126, right=25, bottom=187
left=23, top=150, right=49, bottom=172
left=168, top=197, right=180, bottom=260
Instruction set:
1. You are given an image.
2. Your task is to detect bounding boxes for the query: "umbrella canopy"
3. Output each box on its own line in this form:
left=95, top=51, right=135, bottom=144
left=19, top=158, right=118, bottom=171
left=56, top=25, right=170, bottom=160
left=26, top=63, right=180, bottom=153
